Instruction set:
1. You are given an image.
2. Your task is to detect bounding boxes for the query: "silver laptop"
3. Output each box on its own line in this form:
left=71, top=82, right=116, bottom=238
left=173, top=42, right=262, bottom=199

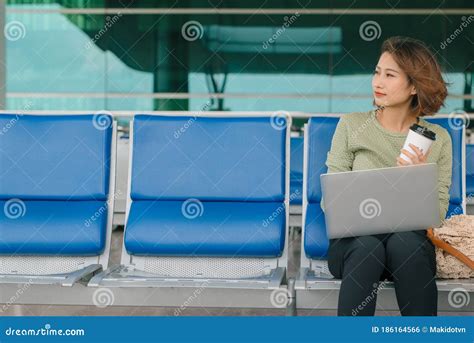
left=320, top=163, right=441, bottom=239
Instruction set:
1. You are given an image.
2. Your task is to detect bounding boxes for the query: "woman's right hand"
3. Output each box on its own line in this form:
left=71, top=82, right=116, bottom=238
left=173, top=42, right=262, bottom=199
left=397, top=144, right=431, bottom=166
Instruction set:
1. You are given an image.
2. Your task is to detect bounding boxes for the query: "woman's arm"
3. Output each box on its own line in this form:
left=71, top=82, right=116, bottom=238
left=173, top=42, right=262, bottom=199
left=436, top=131, right=452, bottom=222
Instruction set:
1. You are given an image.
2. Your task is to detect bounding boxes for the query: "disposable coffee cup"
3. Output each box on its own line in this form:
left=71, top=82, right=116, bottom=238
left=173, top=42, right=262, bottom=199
left=400, top=124, right=436, bottom=163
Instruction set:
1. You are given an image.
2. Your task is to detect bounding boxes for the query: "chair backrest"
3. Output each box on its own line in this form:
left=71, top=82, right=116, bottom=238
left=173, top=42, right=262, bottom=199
left=302, top=115, right=465, bottom=262
left=131, top=115, right=286, bottom=201
left=466, top=144, right=474, bottom=197
left=424, top=117, right=465, bottom=215
left=0, top=114, right=111, bottom=200
left=290, top=136, right=304, bottom=204
left=306, top=117, right=340, bottom=204
left=302, top=117, right=340, bottom=263
left=467, top=144, right=474, bottom=177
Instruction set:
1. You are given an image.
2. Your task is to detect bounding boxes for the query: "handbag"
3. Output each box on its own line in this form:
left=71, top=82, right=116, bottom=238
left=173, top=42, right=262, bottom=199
left=427, top=215, right=474, bottom=279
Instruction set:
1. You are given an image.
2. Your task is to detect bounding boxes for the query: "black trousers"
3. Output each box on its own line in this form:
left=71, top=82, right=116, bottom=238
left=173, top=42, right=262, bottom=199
left=328, top=230, right=437, bottom=316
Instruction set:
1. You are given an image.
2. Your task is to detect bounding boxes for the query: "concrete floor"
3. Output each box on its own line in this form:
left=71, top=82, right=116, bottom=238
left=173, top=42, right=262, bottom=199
left=0, top=224, right=471, bottom=316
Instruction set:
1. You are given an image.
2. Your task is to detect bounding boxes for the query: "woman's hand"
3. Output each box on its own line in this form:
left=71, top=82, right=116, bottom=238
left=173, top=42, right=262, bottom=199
left=397, top=143, right=431, bottom=166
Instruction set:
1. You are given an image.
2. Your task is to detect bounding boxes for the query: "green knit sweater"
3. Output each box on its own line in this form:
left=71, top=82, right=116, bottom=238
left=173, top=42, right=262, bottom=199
left=323, top=110, right=453, bottom=222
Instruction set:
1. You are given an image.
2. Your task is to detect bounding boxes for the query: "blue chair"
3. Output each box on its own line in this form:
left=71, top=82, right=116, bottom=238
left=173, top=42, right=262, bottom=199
left=90, top=115, right=290, bottom=300
left=295, top=115, right=468, bottom=311
left=425, top=117, right=466, bottom=217
left=466, top=144, right=474, bottom=201
left=299, top=117, right=339, bottom=275
left=0, top=114, right=116, bottom=286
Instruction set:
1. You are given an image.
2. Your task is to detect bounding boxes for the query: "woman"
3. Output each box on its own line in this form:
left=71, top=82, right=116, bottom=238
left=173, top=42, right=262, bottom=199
left=325, top=36, right=452, bottom=316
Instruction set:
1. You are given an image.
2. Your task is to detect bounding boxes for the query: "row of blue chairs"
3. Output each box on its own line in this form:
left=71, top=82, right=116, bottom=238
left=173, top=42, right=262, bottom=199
left=0, top=113, right=471, bottom=312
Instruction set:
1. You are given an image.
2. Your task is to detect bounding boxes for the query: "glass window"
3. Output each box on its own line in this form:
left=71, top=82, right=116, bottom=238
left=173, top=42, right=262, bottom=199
left=2, top=0, right=473, bottom=118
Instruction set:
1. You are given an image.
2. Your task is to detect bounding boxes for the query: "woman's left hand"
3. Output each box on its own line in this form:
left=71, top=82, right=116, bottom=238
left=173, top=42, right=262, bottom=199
left=397, top=143, right=430, bottom=166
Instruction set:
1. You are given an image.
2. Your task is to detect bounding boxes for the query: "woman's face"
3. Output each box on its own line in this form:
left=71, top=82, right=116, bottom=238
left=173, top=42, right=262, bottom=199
left=372, top=52, right=416, bottom=109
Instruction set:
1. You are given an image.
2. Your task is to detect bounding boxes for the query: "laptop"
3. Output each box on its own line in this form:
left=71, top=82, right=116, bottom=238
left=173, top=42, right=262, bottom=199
left=320, top=163, right=441, bottom=239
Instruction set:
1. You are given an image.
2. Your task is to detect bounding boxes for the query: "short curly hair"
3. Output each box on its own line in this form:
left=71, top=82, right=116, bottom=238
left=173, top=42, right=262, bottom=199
left=380, top=36, right=448, bottom=116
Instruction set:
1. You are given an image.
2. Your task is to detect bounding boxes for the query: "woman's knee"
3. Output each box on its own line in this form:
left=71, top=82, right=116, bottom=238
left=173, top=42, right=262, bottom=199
left=386, top=231, right=431, bottom=257
left=345, top=236, right=385, bottom=270
left=351, top=235, right=385, bottom=257
left=329, top=235, right=385, bottom=278
left=385, top=231, right=435, bottom=272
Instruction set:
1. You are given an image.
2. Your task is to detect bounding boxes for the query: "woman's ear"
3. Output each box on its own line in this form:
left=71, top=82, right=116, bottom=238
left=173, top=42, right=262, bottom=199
left=410, top=86, right=417, bottom=95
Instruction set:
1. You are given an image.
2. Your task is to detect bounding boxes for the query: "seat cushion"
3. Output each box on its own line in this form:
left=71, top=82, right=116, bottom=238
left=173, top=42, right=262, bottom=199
left=0, top=114, right=112, bottom=200
left=131, top=115, right=286, bottom=202
left=124, top=201, right=285, bottom=257
left=304, top=203, right=329, bottom=258
left=0, top=200, right=107, bottom=255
